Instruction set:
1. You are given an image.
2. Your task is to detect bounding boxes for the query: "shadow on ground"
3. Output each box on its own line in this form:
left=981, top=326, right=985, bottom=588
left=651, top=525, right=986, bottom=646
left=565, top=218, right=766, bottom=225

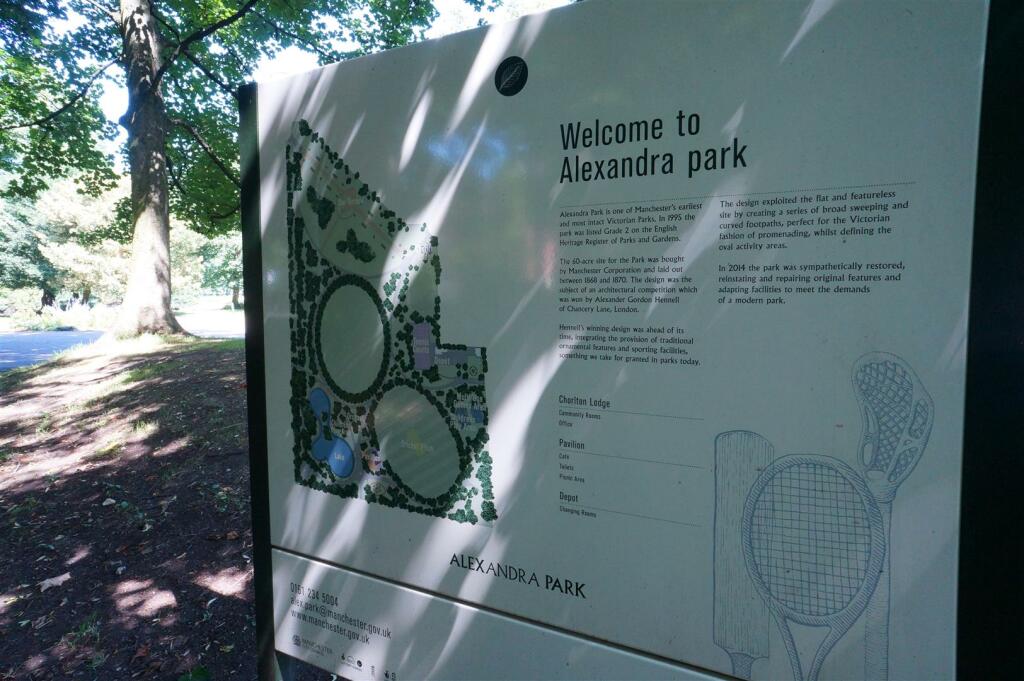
left=0, top=339, right=259, bottom=679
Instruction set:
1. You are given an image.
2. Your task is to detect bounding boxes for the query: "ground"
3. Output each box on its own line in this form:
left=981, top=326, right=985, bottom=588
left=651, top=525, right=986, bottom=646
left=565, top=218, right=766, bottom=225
left=0, top=336, right=255, bottom=679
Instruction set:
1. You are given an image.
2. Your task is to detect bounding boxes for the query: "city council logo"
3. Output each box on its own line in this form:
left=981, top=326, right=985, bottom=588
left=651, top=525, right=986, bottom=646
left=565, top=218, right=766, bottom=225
left=494, top=56, right=528, bottom=96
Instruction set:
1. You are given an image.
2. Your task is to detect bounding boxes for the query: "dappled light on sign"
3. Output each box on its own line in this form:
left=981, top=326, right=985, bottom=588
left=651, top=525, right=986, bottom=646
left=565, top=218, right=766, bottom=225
left=241, top=1, right=987, bottom=678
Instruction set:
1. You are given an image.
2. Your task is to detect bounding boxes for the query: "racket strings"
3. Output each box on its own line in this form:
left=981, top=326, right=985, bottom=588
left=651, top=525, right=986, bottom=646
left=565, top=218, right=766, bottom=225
left=750, top=463, right=872, bottom=617
left=855, top=360, right=914, bottom=467
left=908, top=399, right=931, bottom=439
left=889, top=446, right=919, bottom=482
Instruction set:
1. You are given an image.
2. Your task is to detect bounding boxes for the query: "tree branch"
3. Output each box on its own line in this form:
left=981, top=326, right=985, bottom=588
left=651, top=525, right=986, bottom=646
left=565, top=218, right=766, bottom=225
left=152, top=4, right=234, bottom=97
left=210, top=204, right=240, bottom=220
left=151, top=0, right=260, bottom=92
left=0, top=58, right=118, bottom=131
left=80, top=0, right=120, bottom=26
left=169, top=117, right=241, bottom=188
left=152, top=7, right=181, bottom=41
left=252, top=9, right=334, bottom=61
left=181, top=48, right=238, bottom=100
left=166, top=153, right=187, bottom=196
left=168, top=154, right=240, bottom=222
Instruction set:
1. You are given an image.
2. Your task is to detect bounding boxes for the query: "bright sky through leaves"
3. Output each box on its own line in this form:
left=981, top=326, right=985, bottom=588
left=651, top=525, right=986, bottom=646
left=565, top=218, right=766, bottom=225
left=70, top=0, right=569, bottom=158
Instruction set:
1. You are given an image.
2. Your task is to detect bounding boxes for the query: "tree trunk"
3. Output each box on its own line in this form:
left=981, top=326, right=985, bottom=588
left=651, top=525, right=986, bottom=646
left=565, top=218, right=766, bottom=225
left=231, top=284, right=241, bottom=309
left=115, top=0, right=184, bottom=336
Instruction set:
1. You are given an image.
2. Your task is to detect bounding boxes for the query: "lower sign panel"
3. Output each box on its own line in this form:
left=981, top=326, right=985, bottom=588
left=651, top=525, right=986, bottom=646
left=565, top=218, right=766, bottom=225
left=271, top=548, right=715, bottom=680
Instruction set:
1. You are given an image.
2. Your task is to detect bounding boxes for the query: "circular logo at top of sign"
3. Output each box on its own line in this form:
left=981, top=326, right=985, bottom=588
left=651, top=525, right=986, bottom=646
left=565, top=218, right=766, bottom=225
left=494, top=56, right=528, bottom=96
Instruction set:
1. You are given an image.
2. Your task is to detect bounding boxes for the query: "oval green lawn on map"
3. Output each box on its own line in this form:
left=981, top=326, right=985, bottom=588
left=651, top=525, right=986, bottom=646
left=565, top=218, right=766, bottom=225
left=373, top=385, right=461, bottom=500
left=317, top=280, right=387, bottom=398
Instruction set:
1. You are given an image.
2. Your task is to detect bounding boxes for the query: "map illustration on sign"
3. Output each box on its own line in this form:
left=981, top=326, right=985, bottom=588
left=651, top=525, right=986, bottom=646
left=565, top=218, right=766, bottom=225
left=286, top=120, right=496, bottom=524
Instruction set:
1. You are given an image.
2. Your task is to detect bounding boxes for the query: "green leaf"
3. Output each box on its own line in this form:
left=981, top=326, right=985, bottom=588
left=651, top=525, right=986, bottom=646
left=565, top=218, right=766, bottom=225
left=177, top=666, right=210, bottom=681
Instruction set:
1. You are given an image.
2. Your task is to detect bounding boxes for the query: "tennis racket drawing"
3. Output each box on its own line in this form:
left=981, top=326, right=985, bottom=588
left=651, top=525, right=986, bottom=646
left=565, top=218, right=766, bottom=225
left=714, top=431, right=772, bottom=679
left=742, top=455, right=886, bottom=681
left=852, top=352, right=934, bottom=680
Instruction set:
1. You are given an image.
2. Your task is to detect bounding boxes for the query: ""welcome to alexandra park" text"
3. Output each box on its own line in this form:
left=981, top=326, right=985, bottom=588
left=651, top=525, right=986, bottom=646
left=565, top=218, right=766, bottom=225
left=558, top=110, right=749, bottom=184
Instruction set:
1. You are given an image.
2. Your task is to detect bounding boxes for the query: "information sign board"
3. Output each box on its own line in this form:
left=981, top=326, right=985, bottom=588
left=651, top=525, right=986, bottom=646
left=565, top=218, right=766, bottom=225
left=239, top=1, right=1021, bottom=678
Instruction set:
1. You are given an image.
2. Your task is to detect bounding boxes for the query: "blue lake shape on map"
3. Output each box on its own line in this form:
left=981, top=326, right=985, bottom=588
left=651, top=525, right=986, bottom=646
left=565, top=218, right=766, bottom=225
left=326, top=438, right=355, bottom=477
left=308, top=387, right=355, bottom=477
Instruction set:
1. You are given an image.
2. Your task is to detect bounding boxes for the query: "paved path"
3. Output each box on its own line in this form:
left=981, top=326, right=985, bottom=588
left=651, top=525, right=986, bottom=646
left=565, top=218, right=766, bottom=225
left=0, top=331, right=104, bottom=372
left=177, top=310, right=245, bottom=339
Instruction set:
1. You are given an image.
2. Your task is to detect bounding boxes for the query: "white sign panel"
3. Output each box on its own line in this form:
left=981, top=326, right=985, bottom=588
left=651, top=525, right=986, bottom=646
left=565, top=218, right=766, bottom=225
left=249, top=1, right=988, bottom=678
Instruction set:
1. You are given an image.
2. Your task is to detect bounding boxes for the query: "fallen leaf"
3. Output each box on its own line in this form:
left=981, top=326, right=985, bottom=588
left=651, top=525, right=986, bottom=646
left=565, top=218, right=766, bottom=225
left=38, top=572, right=71, bottom=592
left=178, top=665, right=210, bottom=681
left=101, top=498, right=115, bottom=507
left=225, top=531, right=239, bottom=541
left=131, top=645, right=149, bottom=662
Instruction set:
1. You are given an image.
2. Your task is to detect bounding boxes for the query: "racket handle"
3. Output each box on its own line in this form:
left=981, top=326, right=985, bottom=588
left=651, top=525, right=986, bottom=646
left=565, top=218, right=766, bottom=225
left=865, top=503, right=892, bottom=680
left=729, top=652, right=755, bottom=680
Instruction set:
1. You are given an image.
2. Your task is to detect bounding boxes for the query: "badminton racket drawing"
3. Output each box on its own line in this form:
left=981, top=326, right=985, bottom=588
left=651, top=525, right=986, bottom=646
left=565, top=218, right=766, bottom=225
left=852, top=352, right=934, bottom=680
left=714, top=431, right=772, bottom=679
left=742, top=455, right=886, bottom=681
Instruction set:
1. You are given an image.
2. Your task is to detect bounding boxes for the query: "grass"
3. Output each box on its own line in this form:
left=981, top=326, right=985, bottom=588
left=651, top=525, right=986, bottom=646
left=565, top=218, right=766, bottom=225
left=114, top=499, right=150, bottom=529
left=132, top=419, right=157, bottom=436
left=199, top=338, right=245, bottom=352
left=158, top=462, right=186, bottom=485
left=62, top=613, right=101, bottom=650
left=124, top=358, right=185, bottom=383
left=0, top=335, right=243, bottom=396
left=177, top=666, right=211, bottom=681
left=119, top=338, right=242, bottom=383
left=51, top=341, right=103, bottom=361
left=89, top=651, right=109, bottom=670
left=203, top=482, right=245, bottom=514
left=34, top=413, right=53, bottom=434
left=78, top=375, right=134, bottom=411
left=5, top=496, right=40, bottom=517
left=86, top=440, right=124, bottom=462
left=0, top=365, right=34, bottom=393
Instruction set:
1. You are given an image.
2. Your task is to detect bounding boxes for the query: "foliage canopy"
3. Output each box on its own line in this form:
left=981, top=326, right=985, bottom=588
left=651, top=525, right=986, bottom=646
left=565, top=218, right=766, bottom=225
left=1, top=0, right=497, bottom=240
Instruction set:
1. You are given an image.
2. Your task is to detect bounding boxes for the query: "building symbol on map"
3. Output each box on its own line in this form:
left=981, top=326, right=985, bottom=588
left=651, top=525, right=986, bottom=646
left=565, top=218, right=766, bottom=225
left=286, top=119, right=496, bottom=524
